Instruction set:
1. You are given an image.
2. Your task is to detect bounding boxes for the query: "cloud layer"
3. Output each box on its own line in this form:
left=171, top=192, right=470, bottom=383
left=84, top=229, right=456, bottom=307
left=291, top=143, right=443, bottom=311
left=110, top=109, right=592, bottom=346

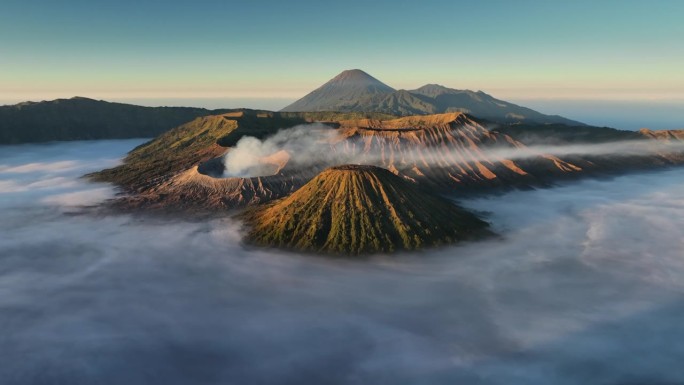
left=2, top=140, right=684, bottom=384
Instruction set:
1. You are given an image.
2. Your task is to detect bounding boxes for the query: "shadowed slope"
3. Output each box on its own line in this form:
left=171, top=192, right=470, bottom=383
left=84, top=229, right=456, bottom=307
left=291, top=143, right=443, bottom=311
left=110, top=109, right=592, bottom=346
left=410, top=84, right=582, bottom=125
left=242, top=165, right=490, bottom=255
left=0, top=97, right=234, bottom=144
left=90, top=113, right=246, bottom=190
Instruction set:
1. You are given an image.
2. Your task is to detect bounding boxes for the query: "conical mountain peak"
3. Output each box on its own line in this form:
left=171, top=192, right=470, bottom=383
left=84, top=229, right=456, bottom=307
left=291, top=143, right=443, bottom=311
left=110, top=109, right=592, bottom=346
left=324, top=69, right=394, bottom=92
left=242, top=164, right=489, bottom=255
left=331, top=69, right=383, bottom=82
left=280, top=69, right=394, bottom=112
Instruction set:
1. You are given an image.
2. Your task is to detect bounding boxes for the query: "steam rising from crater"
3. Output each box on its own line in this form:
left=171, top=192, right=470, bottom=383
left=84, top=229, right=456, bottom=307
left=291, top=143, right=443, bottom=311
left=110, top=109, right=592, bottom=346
left=221, top=123, right=684, bottom=179
left=222, top=124, right=337, bottom=177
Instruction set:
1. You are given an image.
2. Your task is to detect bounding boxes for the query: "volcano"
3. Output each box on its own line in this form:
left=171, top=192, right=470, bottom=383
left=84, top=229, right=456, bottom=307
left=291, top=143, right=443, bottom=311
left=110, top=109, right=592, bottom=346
left=281, top=69, right=396, bottom=113
left=241, top=165, right=490, bottom=255
left=281, top=69, right=583, bottom=125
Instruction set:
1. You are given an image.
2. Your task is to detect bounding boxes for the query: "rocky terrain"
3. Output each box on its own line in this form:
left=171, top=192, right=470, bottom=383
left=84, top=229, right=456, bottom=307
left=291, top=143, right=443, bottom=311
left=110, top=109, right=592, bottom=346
left=82, top=101, right=684, bottom=255
left=91, top=110, right=684, bottom=218
left=81, top=105, right=684, bottom=254
left=91, top=112, right=574, bottom=212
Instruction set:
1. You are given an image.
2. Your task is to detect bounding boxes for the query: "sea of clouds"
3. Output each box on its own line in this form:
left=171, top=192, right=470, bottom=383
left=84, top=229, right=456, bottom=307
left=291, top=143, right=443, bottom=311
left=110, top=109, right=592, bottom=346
left=2, top=139, right=684, bottom=384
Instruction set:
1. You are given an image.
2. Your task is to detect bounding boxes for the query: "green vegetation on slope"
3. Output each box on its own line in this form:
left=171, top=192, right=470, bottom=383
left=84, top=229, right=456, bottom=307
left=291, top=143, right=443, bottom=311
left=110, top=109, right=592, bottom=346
left=242, top=165, right=490, bottom=255
left=0, top=97, right=240, bottom=144
left=89, top=114, right=237, bottom=189
left=0, top=95, right=397, bottom=145
left=89, top=112, right=297, bottom=189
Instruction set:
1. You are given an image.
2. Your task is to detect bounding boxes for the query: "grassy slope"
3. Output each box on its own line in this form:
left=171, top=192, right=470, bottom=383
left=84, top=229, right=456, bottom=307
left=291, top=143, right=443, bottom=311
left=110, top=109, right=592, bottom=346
left=89, top=114, right=241, bottom=189
left=0, top=97, right=239, bottom=144
left=0, top=95, right=396, bottom=145
left=243, top=165, right=489, bottom=255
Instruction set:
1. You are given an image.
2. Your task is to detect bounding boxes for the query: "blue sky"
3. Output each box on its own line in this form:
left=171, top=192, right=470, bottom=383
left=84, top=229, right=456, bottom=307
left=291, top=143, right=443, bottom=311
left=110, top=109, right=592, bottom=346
left=1, top=0, right=683, bottom=124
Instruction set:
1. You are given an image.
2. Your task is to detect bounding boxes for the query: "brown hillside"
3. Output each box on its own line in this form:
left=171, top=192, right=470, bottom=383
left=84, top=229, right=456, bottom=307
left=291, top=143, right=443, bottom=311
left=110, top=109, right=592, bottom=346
left=331, top=113, right=582, bottom=189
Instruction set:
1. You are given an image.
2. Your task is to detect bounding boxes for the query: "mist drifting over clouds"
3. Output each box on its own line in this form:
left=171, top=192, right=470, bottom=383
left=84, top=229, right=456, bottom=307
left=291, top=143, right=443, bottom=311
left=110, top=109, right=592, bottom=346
left=221, top=124, right=684, bottom=177
left=3, top=140, right=684, bottom=384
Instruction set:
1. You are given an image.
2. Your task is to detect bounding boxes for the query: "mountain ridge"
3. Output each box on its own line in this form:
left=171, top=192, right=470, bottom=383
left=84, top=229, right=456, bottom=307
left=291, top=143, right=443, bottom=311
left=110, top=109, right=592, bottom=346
left=91, top=111, right=589, bottom=213
left=0, top=97, right=237, bottom=144
left=281, top=69, right=584, bottom=126
left=90, top=110, right=684, bottom=218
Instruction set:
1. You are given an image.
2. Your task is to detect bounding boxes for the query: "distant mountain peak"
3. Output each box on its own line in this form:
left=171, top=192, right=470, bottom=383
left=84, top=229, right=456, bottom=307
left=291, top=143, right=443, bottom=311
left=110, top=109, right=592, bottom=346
left=281, top=69, right=584, bottom=125
left=280, top=69, right=394, bottom=112
left=332, top=69, right=375, bottom=80
left=325, top=69, right=394, bottom=90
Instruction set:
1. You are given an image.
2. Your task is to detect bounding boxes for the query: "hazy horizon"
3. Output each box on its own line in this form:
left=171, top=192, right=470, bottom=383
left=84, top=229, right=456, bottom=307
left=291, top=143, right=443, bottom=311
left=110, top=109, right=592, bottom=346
left=2, top=0, right=682, bottom=107
left=3, top=0, right=682, bottom=130
left=2, top=94, right=681, bottom=131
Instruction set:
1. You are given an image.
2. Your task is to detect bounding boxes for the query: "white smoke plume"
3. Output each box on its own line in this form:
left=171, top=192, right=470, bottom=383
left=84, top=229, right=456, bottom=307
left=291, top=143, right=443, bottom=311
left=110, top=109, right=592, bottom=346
left=480, top=139, right=684, bottom=161
left=222, top=124, right=339, bottom=177
left=221, top=124, right=684, bottom=178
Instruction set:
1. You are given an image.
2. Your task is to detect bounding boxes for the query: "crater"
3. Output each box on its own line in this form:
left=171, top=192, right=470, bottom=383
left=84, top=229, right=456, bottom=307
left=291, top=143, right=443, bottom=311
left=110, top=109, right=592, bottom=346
left=197, top=150, right=291, bottom=179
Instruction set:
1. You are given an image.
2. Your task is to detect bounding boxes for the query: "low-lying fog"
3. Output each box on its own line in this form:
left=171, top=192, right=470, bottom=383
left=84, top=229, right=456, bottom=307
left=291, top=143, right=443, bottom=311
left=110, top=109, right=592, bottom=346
left=2, top=140, right=684, bottom=385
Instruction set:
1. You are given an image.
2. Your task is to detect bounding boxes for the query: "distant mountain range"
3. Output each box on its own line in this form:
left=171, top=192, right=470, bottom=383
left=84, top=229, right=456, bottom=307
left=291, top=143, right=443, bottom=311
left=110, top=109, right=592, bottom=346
left=0, top=97, right=235, bottom=144
left=0, top=94, right=403, bottom=144
left=0, top=71, right=584, bottom=144
left=281, top=69, right=583, bottom=126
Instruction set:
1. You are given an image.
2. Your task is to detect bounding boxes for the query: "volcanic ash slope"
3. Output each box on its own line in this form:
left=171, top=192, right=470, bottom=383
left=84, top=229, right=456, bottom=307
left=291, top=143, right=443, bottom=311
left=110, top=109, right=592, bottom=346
left=241, top=165, right=491, bottom=255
